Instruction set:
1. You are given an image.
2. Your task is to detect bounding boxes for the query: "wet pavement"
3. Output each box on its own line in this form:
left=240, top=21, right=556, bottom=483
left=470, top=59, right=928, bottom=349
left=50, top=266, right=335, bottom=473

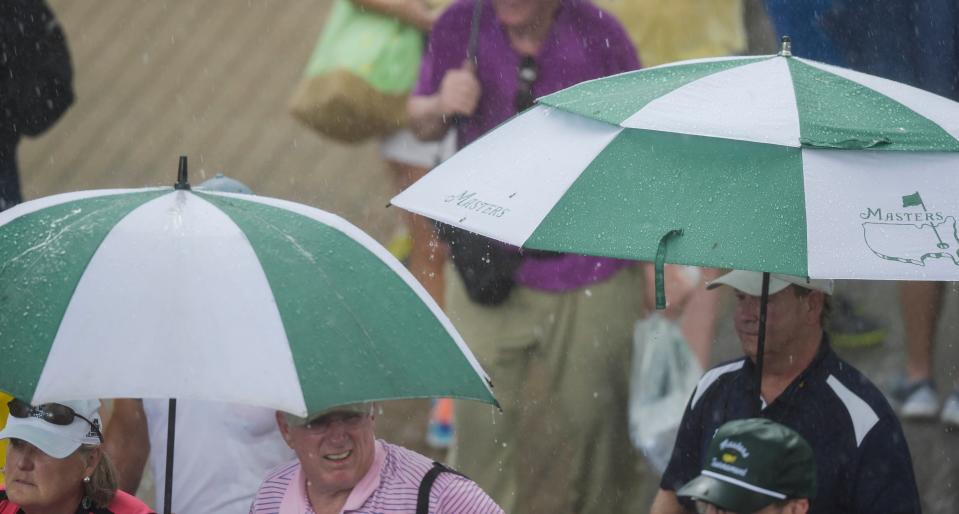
left=17, top=1, right=959, bottom=512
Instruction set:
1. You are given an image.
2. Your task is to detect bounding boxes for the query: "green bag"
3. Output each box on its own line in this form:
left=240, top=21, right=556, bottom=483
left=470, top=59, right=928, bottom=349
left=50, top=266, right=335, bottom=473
left=290, top=0, right=424, bottom=143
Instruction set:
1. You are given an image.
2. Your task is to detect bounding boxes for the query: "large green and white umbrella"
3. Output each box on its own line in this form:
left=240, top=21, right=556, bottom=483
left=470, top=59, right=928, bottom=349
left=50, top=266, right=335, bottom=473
left=0, top=179, right=497, bottom=415
left=392, top=49, right=959, bottom=287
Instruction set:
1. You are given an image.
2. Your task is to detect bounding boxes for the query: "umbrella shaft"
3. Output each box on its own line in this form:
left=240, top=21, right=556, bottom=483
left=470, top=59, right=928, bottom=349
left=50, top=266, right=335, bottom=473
left=755, top=273, right=770, bottom=414
left=164, top=398, right=177, bottom=514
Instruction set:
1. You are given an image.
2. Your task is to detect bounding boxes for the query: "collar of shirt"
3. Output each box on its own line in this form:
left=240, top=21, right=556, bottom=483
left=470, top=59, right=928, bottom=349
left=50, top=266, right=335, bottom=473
left=342, top=440, right=386, bottom=512
left=741, top=333, right=834, bottom=411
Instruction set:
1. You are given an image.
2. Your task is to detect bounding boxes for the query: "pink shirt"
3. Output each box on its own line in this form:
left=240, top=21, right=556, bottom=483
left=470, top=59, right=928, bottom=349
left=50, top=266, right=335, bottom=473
left=249, top=440, right=503, bottom=514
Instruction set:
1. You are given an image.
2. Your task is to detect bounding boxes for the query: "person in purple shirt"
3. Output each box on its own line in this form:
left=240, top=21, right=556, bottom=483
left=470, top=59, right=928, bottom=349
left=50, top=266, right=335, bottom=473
left=408, top=1, right=653, bottom=512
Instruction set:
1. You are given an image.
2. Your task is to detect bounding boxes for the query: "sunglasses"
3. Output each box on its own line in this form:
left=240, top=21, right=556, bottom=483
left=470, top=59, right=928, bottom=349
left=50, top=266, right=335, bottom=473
left=8, top=398, right=103, bottom=442
left=515, top=55, right=538, bottom=113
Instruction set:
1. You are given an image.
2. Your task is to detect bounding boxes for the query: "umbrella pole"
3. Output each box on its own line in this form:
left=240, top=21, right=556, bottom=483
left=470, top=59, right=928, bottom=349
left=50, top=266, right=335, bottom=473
left=163, top=398, right=177, bottom=514
left=755, top=272, right=771, bottom=414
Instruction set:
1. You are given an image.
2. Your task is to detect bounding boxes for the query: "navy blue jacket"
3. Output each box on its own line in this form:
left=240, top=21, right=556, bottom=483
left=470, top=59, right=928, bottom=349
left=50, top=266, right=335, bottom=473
left=662, top=336, right=921, bottom=514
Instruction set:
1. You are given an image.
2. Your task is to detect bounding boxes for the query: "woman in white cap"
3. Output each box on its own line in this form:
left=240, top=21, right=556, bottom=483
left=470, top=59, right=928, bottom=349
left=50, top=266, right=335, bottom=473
left=0, top=398, right=153, bottom=514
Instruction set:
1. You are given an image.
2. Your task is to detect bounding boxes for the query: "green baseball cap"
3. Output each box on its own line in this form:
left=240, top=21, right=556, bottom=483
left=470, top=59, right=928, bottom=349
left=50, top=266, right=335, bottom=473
left=677, top=418, right=816, bottom=512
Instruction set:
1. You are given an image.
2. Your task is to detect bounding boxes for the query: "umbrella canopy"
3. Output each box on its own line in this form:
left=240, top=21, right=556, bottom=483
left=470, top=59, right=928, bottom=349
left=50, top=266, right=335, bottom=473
left=392, top=51, right=959, bottom=284
left=0, top=185, right=497, bottom=415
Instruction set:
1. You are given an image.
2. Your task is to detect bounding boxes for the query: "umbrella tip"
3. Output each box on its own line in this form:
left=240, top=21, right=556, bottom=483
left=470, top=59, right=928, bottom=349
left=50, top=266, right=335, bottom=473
left=175, top=155, right=192, bottom=190
left=779, top=35, right=792, bottom=57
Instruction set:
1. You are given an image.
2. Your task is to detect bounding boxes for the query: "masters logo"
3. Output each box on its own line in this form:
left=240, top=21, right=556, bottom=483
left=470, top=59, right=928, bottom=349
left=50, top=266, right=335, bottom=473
left=443, top=190, right=510, bottom=219
left=860, top=191, right=959, bottom=267
left=710, top=438, right=750, bottom=477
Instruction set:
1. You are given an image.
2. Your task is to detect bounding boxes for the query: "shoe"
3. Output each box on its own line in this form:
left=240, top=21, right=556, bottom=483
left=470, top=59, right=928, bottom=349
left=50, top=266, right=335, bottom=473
left=894, top=379, right=940, bottom=420
left=827, top=294, right=886, bottom=349
left=425, top=398, right=454, bottom=449
left=941, top=390, right=959, bottom=428
left=426, top=419, right=454, bottom=449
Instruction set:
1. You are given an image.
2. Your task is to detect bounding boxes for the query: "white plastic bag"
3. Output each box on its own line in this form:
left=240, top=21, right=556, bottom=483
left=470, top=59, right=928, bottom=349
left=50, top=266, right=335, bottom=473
left=629, top=313, right=703, bottom=474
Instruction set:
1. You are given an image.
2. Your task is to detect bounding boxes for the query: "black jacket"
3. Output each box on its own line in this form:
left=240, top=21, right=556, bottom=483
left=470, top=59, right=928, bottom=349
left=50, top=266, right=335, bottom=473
left=0, top=0, right=74, bottom=142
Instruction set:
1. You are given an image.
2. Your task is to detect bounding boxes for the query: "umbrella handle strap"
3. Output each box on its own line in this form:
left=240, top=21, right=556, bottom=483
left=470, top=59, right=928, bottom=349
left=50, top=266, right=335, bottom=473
left=654, top=229, right=683, bottom=310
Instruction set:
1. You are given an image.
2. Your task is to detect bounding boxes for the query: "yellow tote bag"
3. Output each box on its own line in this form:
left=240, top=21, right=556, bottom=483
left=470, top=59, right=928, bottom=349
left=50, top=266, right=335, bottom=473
left=289, top=0, right=424, bottom=143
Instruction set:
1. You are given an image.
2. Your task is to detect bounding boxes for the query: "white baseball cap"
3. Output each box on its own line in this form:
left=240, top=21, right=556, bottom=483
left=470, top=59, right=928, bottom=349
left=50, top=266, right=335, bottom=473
left=285, top=402, right=374, bottom=427
left=0, top=398, right=103, bottom=459
left=706, top=270, right=834, bottom=296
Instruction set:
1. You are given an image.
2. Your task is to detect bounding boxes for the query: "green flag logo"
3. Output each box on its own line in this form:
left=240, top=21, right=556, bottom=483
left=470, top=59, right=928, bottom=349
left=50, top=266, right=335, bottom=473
left=860, top=191, right=959, bottom=267
left=901, top=192, right=923, bottom=208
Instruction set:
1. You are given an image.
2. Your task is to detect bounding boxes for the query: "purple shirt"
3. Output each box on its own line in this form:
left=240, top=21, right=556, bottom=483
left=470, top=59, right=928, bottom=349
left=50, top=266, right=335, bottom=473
left=414, top=0, right=641, bottom=291
left=248, top=440, right=504, bottom=514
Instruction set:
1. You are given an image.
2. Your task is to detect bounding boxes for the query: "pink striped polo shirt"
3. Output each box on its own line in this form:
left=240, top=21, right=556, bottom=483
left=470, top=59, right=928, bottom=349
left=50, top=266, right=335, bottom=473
left=249, top=440, right=503, bottom=514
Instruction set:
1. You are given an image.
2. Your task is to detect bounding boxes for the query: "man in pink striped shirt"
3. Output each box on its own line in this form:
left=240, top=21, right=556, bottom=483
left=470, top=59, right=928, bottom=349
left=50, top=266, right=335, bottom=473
left=249, top=403, right=504, bottom=514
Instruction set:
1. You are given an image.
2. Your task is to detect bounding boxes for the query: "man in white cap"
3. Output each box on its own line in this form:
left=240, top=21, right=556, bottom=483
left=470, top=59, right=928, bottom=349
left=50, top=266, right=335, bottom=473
left=249, top=403, right=503, bottom=514
left=650, top=271, right=921, bottom=514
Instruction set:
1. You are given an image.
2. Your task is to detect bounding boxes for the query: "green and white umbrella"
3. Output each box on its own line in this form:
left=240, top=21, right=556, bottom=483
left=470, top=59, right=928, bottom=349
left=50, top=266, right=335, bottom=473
left=392, top=49, right=959, bottom=288
left=0, top=178, right=497, bottom=415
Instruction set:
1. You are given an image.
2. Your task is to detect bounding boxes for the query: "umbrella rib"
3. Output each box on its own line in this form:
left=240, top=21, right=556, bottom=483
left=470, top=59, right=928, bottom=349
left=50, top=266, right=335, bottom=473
left=1, top=205, right=114, bottom=275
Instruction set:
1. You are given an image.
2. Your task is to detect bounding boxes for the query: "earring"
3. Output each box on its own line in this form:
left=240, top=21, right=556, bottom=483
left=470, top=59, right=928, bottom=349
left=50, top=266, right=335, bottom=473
left=83, top=476, right=91, bottom=483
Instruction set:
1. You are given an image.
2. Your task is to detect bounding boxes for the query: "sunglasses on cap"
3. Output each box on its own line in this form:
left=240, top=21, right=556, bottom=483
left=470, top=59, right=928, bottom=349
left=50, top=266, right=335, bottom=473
left=7, top=398, right=103, bottom=442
